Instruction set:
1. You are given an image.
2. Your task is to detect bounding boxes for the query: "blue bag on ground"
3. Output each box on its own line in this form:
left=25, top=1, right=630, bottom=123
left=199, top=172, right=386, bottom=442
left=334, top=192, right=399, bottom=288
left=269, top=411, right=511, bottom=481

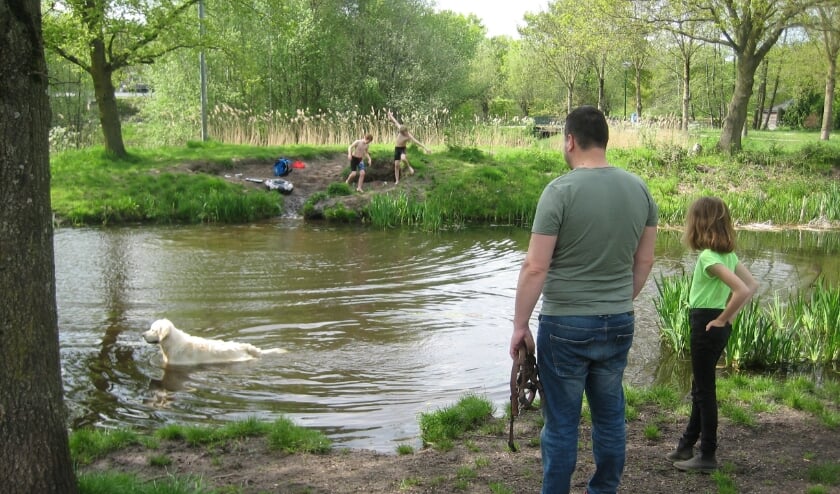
left=274, top=158, right=292, bottom=177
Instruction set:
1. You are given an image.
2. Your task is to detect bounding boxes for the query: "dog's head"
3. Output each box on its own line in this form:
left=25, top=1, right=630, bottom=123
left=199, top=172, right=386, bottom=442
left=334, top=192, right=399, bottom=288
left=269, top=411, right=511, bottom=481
left=144, top=319, right=174, bottom=344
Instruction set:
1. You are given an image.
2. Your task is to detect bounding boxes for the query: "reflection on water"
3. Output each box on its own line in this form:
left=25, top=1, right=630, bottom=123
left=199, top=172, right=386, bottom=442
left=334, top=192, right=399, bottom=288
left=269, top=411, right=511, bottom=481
left=55, top=222, right=840, bottom=452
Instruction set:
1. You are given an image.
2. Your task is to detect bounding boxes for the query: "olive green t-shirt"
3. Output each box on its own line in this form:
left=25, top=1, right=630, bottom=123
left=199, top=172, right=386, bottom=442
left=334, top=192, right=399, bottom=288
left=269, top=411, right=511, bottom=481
left=531, top=167, right=658, bottom=316
left=689, top=249, right=739, bottom=309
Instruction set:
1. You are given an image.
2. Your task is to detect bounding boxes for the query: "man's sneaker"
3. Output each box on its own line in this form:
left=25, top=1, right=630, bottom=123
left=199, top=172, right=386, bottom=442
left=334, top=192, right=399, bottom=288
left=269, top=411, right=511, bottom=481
left=673, top=454, right=718, bottom=473
left=665, top=446, right=694, bottom=462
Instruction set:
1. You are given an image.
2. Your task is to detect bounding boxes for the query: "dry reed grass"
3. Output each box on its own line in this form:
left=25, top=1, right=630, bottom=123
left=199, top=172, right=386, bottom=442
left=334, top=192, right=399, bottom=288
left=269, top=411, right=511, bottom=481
left=208, top=106, right=695, bottom=151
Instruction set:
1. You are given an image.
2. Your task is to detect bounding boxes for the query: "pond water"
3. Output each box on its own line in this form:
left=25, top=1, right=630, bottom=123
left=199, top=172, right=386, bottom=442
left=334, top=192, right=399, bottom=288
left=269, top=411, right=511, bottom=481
left=55, top=222, right=840, bottom=452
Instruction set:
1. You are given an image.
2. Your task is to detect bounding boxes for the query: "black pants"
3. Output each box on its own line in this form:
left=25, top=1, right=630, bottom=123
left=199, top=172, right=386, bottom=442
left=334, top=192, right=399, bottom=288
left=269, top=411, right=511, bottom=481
left=679, top=308, right=731, bottom=456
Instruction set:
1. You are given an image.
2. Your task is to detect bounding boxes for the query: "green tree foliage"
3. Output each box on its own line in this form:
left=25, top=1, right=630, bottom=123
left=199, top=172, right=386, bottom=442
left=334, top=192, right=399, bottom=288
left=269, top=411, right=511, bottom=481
left=153, top=0, right=485, bottom=122
left=41, top=0, right=840, bottom=147
left=640, top=0, right=830, bottom=153
left=42, top=0, right=201, bottom=157
left=520, top=0, right=587, bottom=113
left=781, top=87, right=840, bottom=130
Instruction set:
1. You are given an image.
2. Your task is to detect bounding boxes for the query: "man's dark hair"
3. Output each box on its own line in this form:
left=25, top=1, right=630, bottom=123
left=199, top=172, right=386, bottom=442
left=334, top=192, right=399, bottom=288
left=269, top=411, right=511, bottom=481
left=564, top=106, right=609, bottom=150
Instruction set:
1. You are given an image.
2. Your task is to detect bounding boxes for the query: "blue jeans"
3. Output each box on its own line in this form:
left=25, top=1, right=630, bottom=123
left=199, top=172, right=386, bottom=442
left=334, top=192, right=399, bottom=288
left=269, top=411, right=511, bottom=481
left=537, top=312, right=635, bottom=494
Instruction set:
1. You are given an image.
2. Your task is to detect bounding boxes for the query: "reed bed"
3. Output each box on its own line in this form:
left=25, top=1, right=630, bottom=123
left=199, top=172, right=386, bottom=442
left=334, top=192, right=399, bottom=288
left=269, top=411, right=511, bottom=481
left=209, top=106, right=531, bottom=149
left=207, top=105, right=695, bottom=152
left=367, top=192, right=446, bottom=231
left=655, top=273, right=840, bottom=368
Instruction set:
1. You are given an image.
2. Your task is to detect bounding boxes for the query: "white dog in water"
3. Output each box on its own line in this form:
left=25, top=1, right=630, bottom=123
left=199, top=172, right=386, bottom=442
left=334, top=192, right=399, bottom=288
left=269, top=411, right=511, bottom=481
left=143, top=318, right=287, bottom=366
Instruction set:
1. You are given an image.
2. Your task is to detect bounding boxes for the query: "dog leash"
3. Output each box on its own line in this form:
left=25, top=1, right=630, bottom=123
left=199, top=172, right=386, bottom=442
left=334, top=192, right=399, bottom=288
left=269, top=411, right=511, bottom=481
left=508, top=346, right=542, bottom=452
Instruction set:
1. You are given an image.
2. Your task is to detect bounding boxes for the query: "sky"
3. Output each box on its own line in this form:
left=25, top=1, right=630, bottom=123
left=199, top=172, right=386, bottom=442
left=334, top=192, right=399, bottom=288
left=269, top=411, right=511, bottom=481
left=433, top=0, right=549, bottom=38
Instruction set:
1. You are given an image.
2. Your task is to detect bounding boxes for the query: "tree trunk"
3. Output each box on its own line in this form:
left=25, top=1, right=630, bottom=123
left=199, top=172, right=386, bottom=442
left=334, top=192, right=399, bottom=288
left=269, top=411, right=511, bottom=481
left=566, top=82, right=574, bottom=114
left=634, top=67, right=642, bottom=120
left=90, top=38, right=127, bottom=157
left=682, top=58, right=691, bottom=131
left=598, top=74, right=605, bottom=112
left=822, top=56, right=836, bottom=141
left=718, top=56, right=759, bottom=153
left=764, top=61, right=783, bottom=129
left=753, top=59, right=769, bottom=131
left=0, top=1, right=79, bottom=493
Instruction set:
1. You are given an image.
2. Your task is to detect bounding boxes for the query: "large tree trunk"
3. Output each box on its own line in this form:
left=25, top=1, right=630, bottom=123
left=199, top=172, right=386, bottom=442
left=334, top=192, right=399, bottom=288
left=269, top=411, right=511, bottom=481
left=0, top=1, right=79, bottom=493
left=718, top=56, right=759, bottom=153
left=822, top=56, right=836, bottom=141
left=90, top=38, right=127, bottom=157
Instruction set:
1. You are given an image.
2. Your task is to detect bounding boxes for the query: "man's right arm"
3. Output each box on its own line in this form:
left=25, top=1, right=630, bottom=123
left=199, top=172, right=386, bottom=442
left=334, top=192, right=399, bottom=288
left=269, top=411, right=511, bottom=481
left=511, top=233, right=555, bottom=358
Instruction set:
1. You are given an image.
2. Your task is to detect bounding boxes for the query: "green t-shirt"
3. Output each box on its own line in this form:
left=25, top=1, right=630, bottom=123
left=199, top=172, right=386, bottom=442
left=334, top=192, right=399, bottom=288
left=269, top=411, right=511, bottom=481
left=531, top=166, right=658, bottom=316
left=689, top=249, right=739, bottom=309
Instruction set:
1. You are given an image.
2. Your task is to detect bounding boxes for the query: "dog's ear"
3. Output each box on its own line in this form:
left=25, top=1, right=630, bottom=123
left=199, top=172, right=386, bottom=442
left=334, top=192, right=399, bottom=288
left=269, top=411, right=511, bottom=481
left=159, top=321, right=172, bottom=340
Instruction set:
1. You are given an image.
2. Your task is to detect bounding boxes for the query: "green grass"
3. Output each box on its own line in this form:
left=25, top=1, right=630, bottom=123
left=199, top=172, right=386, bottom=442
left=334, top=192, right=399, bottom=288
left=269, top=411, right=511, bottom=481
left=807, top=462, right=840, bottom=485
left=711, top=463, right=738, bottom=494
left=489, top=482, right=514, bottom=494
left=149, top=454, right=172, bottom=467
left=715, top=375, right=840, bottom=429
left=70, top=428, right=143, bottom=466
left=77, top=472, right=213, bottom=494
left=266, top=416, right=331, bottom=454
left=419, top=394, right=495, bottom=448
left=395, top=444, right=414, bottom=455
left=643, top=424, right=661, bottom=440
left=71, top=415, right=330, bottom=467
left=50, top=143, right=343, bottom=225
left=398, top=477, right=421, bottom=490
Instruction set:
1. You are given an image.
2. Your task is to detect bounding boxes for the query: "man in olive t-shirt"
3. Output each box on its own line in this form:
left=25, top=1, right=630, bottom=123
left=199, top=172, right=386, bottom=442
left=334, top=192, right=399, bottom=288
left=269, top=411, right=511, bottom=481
left=510, top=106, right=658, bottom=494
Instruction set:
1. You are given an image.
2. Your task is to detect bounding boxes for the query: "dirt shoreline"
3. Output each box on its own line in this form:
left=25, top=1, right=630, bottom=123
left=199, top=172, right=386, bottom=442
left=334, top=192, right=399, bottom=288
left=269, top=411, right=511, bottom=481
left=80, top=402, right=840, bottom=493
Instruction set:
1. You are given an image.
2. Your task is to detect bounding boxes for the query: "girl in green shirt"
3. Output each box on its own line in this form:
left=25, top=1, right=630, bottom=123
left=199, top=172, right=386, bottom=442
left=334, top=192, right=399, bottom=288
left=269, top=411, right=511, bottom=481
left=667, top=196, right=759, bottom=473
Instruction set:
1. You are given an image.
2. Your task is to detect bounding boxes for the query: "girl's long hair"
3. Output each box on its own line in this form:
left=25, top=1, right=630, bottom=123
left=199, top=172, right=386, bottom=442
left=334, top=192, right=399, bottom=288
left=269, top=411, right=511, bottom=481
left=682, top=196, right=736, bottom=253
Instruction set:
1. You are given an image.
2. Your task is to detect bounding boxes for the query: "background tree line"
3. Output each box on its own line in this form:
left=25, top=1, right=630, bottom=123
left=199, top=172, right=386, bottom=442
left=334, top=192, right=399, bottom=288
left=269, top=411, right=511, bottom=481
left=42, top=0, right=840, bottom=156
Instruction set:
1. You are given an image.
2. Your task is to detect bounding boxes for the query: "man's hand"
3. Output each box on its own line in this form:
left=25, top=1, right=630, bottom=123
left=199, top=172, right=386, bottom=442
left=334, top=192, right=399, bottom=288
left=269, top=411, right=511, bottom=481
left=510, top=326, right=535, bottom=359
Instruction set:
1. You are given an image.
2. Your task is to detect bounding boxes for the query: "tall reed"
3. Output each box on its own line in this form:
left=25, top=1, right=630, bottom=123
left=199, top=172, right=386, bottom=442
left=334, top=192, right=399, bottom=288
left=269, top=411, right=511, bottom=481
left=655, top=273, right=840, bottom=368
left=654, top=272, right=691, bottom=356
left=206, top=106, right=686, bottom=152
left=367, top=192, right=445, bottom=231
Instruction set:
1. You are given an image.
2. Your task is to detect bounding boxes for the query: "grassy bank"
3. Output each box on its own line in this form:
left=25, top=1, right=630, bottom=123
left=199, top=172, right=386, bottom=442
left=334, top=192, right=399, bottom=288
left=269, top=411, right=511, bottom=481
left=51, top=135, right=840, bottom=228
left=50, top=143, right=341, bottom=225
left=73, top=375, right=840, bottom=493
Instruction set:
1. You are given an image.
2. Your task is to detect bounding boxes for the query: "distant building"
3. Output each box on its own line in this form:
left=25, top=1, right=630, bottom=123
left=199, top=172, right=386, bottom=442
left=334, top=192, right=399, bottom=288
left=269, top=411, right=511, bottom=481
left=760, top=100, right=793, bottom=130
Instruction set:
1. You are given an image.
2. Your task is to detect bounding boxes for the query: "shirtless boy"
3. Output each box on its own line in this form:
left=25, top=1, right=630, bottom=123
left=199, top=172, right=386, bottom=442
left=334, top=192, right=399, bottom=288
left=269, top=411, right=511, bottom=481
left=346, top=134, right=373, bottom=192
left=387, top=111, right=429, bottom=185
